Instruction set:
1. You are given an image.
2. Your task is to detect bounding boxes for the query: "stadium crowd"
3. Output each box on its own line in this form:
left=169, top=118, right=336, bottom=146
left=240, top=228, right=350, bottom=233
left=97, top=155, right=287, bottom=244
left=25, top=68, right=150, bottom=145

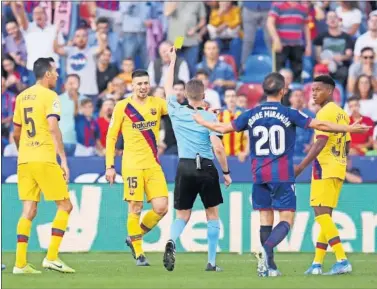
left=2, top=1, right=377, bottom=159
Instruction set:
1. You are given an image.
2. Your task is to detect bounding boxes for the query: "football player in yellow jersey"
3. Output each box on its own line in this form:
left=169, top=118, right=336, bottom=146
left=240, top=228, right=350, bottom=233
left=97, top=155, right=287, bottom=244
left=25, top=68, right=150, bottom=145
left=12, top=58, right=75, bottom=274
left=105, top=70, right=169, bottom=266
left=295, top=75, right=371, bottom=276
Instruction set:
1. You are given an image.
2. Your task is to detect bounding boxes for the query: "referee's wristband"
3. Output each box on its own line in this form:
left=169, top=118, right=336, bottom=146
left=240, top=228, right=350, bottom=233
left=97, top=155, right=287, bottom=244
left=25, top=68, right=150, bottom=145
left=222, top=170, right=230, bottom=175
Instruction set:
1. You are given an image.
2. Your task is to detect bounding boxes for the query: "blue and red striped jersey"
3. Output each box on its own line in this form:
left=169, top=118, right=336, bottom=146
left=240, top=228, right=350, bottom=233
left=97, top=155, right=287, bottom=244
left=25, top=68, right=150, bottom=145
left=96, top=1, right=119, bottom=11
left=232, top=102, right=312, bottom=184
left=268, top=2, right=309, bottom=46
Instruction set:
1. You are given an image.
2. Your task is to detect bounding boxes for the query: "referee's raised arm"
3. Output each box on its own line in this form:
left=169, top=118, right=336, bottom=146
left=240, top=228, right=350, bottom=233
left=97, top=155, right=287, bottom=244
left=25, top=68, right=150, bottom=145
left=164, top=47, right=177, bottom=100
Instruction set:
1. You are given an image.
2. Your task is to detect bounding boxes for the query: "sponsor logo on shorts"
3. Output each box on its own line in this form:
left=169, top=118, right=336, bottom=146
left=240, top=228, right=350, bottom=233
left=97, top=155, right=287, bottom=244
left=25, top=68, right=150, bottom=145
left=129, top=189, right=135, bottom=196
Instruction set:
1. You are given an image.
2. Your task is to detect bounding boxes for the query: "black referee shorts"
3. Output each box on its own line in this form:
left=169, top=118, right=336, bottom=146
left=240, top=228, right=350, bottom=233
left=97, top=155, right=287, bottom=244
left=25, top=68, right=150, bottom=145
left=174, top=158, right=223, bottom=210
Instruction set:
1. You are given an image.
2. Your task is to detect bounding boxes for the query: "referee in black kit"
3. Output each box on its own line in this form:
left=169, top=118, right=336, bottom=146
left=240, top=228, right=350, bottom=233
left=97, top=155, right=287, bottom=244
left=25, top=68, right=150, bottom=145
left=162, top=47, right=232, bottom=272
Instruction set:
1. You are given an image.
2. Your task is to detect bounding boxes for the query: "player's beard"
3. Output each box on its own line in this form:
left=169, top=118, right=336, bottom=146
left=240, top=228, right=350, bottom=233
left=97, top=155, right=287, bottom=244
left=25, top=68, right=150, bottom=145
left=137, top=91, right=148, bottom=99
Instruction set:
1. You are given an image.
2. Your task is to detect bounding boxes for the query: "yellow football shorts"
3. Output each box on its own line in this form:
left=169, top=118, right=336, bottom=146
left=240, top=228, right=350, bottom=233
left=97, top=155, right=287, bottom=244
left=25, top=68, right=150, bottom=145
left=17, top=162, right=69, bottom=202
left=122, top=166, right=168, bottom=202
left=310, top=178, right=343, bottom=208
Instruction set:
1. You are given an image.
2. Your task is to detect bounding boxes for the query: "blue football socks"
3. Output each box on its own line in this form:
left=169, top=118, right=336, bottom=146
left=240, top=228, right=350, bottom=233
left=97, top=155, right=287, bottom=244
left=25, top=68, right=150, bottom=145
left=170, top=218, right=187, bottom=242
left=207, top=220, right=220, bottom=267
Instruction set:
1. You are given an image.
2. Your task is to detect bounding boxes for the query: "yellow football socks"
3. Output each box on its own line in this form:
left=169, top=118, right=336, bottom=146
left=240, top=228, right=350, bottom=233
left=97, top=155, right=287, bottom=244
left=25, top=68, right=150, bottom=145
left=46, top=210, right=69, bottom=261
left=140, top=210, right=163, bottom=235
left=315, top=214, right=347, bottom=261
left=313, top=229, right=327, bottom=264
left=127, top=213, right=143, bottom=258
left=15, top=217, right=32, bottom=268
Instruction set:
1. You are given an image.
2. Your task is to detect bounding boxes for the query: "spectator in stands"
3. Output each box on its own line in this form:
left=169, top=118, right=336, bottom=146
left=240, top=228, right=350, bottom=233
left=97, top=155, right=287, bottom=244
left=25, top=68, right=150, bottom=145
left=354, top=10, right=377, bottom=62
left=1, top=54, right=28, bottom=94
left=218, top=88, right=249, bottom=162
left=105, top=77, right=127, bottom=102
left=345, top=159, right=363, bottom=183
left=97, top=47, right=119, bottom=97
left=313, top=11, right=353, bottom=87
left=279, top=68, right=294, bottom=106
left=241, top=1, right=272, bottom=67
left=345, top=74, right=377, bottom=122
left=1, top=123, right=10, bottom=156
left=148, top=41, right=190, bottom=88
left=75, top=98, right=103, bottom=157
left=165, top=1, right=206, bottom=76
left=335, top=1, right=362, bottom=37
left=347, top=96, right=374, bottom=155
left=119, top=2, right=153, bottom=69
left=172, top=80, right=188, bottom=105
left=195, top=69, right=221, bottom=109
left=303, top=2, right=325, bottom=42
left=59, top=74, right=85, bottom=156
left=89, top=17, right=121, bottom=65
left=1, top=76, right=15, bottom=130
left=348, top=47, right=377, bottom=94
left=207, top=1, right=242, bottom=66
left=158, top=82, right=180, bottom=155
left=236, top=94, right=248, bottom=110
left=370, top=126, right=377, bottom=155
left=10, top=3, right=64, bottom=80
left=159, top=113, right=178, bottom=156
left=4, top=20, right=27, bottom=66
left=54, top=27, right=107, bottom=99
left=151, top=86, right=166, bottom=99
left=196, top=40, right=236, bottom=100
left=116, top=58, right=134, bottom=93
left=289, top=88, right=315, bottom=156
left=97, top=98, right=115, bottom=149
left=95, top=1, right=121, bottom=34
left=267, top=1, right=311, bottom=82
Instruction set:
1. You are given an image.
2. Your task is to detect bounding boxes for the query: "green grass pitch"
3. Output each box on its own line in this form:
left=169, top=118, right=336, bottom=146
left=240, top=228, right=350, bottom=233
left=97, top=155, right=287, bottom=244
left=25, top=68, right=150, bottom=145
left=2, top=252, right=377, bottom=288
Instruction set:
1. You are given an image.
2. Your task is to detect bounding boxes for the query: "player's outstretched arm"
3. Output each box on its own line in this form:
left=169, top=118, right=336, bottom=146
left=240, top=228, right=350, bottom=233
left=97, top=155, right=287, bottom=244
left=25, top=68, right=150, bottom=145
left=308, top=118, right=371, bottom=134
left=164, top=47, right=177, bottom=100
left=294, top=137, right=328, bottom=177
left=210, top=135, right=232, bottom=188
left=192, top=113, right=235, bottom=134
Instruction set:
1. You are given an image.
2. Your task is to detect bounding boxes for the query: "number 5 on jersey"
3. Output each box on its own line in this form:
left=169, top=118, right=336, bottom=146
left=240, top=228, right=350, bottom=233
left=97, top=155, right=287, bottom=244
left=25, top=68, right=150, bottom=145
left=24, top=107, right=36, bottom=138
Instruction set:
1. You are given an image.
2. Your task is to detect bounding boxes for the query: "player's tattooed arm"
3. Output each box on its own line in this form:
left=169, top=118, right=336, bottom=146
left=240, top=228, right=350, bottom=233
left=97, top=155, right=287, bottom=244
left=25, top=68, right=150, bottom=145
left=13, top=125, right=21, bottom=150
left=192, top=113, right=235, bottom=134
left=308, top=119, right=371, bottom=134
left=294, top=137, right=328, bottom=177
left=47, top=117, right=69, bottom=181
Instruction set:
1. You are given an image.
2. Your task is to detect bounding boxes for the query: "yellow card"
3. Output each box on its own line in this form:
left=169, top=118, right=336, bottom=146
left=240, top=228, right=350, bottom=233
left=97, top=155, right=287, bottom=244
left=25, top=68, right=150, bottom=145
left=174, top=36, right=184, bottom=49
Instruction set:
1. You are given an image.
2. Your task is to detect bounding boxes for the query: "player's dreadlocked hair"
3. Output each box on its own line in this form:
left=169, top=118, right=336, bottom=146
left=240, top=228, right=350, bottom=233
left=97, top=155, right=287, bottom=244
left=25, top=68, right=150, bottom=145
left=262, top=72, right=285, bottom=97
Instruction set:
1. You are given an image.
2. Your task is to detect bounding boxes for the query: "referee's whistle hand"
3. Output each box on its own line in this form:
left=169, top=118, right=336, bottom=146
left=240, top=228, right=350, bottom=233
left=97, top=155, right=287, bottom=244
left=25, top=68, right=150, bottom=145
left=223, top=174, right=232, bottom=188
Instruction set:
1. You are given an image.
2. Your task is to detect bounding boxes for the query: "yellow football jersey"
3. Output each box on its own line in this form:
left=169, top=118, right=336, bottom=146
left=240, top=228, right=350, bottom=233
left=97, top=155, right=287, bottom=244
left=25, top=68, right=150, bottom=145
left=106, top=96, right=168, bottom=170
left=218, top=109, right=247, bottom=156
left=312, top=102, right=351, bottom=180
left=13, top=84, right=61, bottom=164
